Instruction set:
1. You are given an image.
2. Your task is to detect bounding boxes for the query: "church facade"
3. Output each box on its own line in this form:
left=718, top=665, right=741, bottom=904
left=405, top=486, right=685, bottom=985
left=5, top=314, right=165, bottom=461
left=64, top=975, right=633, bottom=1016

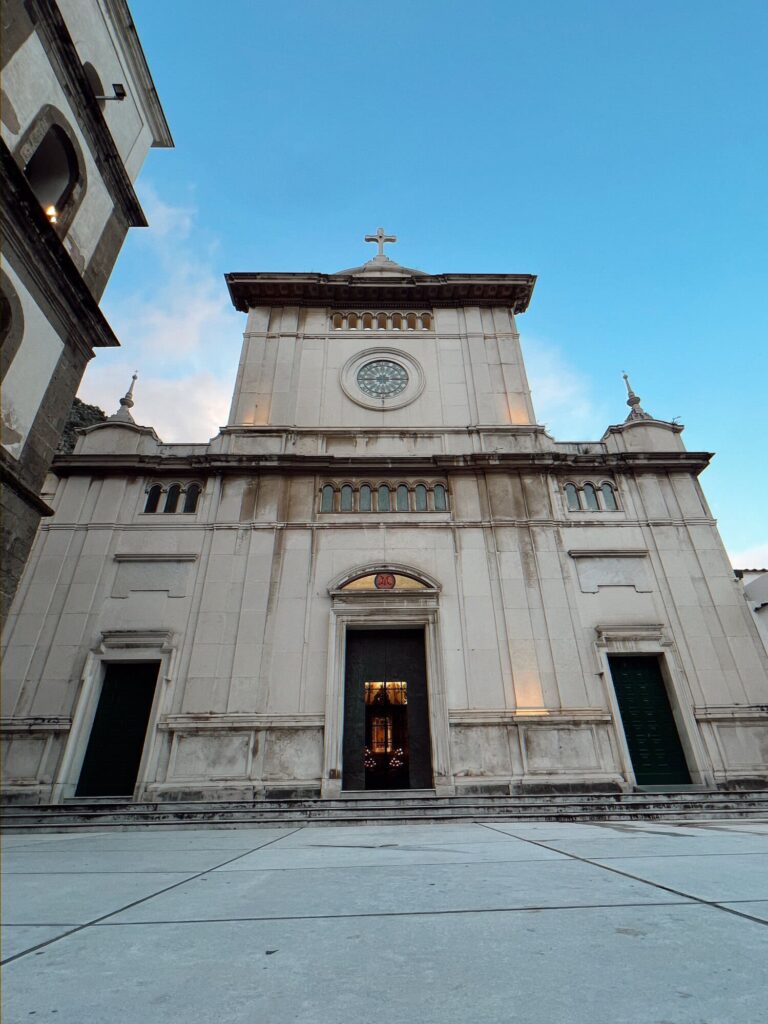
left=3, top=238, right=768, bottom=803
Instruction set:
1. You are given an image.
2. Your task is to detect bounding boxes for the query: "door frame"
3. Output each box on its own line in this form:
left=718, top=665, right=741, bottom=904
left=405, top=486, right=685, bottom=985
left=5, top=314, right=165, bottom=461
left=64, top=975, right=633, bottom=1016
left=53, top=629, right=175, bottom=802
left=594, top=624, right=712, bottom=786
left=322, top=565, right=453, bottom=797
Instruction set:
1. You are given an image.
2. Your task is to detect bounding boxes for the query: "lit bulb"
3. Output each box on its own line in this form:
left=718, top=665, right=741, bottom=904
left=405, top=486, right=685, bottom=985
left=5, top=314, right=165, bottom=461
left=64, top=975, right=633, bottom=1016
left=45, top=205, right=58, bottom=224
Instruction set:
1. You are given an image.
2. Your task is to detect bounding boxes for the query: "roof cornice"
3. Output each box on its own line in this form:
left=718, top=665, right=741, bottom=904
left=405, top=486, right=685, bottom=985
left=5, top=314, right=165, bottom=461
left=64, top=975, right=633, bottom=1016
left=225, top=271, right=537, bottom=313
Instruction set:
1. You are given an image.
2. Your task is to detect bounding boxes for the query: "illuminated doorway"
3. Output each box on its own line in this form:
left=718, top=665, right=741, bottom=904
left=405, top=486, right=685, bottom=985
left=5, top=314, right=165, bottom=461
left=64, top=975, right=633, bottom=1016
left=343, top=629, right=432, bottom=790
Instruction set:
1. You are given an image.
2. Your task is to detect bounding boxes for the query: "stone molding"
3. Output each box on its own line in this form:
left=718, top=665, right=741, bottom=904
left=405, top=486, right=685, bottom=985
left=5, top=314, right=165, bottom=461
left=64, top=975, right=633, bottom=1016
left=694, top=705, right=768, bottom=721
left=594, top=623, right=669, bottom=646
left=97, top=628, right=175, bottom=650
left=158, top=714, right=324, bottom=731
left=51, top=449, right=714, bottom=477
left=568, top=549, right=648, bottom=559
left=0, top=716, right=71, bottom=733
left=448, top=709, right=612, bottom=724
left=113, top=553, right=198, bottom=562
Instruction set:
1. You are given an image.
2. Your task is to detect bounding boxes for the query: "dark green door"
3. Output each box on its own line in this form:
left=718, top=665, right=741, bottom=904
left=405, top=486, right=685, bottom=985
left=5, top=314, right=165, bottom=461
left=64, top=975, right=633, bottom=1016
left=343, top=629, right=432, bottom=791
left=609, top=656, right=691, bottom=785
left=76, top=662, right=159, bottom=797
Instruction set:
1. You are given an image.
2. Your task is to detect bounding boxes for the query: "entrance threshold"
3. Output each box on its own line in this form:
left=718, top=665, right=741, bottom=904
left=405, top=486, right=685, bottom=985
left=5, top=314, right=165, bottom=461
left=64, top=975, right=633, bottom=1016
left=337, top=789, right=436, bottom=800
left=635, top=784, right=709, bottom=793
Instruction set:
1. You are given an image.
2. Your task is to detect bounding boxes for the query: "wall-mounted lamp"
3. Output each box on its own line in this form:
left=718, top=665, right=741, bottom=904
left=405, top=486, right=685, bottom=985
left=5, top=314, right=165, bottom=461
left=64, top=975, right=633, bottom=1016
left=94, top=83, right=127, bottom=102
left=45, top=205, right=58, bottom=225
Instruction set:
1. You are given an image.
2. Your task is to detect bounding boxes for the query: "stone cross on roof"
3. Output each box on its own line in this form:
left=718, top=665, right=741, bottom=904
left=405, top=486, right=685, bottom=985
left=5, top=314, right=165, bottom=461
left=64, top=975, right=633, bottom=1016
left=364, top=227, right=397, bottom=256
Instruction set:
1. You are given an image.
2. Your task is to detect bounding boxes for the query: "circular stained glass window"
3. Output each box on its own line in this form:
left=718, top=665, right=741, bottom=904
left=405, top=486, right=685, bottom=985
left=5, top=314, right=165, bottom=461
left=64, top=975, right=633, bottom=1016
left=356, top=359, right=408, bottom=399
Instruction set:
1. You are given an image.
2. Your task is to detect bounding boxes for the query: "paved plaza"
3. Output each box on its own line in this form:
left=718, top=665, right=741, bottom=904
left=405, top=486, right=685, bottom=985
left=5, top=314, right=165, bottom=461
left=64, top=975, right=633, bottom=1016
left=2, top=818, right=768, bottom=1023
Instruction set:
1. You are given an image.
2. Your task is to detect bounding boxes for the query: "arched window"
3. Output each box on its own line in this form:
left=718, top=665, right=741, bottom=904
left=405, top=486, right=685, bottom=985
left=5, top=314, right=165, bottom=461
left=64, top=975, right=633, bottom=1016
left=396, top=484, right=409, bottom=511
left=23, top=125, right=79, bottom=223
left=341, top=484, right=354, bottom=511
left=415, top=484, right=428, bottom=512
left=164, top=484, right=181, bottom=513
left=332, top=313, right=343, bottom=330
left=83, top=62, right=106, bottom=110
left=347, top=313, right=358, bottom=330
left=183, top=483, right=201, bottom=514
left=564, top=483, right=581, bottom=511
left=377, top=484, right=391, bottom=512
left=362, top=313, right=373, bottom=330
left=359, top=483, right=372, bottom=512
left=376, top=313, right=388, bottom=330
left=421, top=312, right=432, bottom=330
left=144, top=484, right=162, bottom=513
left=406, top=312, right=417, bottom=331
left=391, top=313, right=402, bottom=330
left=582, top=483, right=600, bottom=511
left=601, top=482, right=618, bottom=511
left=433, top=484, right=447, bottom=511
left=321, top=485, right=335, bottom=513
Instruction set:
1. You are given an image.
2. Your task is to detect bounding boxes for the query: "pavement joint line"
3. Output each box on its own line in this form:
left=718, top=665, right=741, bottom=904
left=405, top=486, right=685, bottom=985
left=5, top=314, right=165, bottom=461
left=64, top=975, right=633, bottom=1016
left=86, top=899, right=698, bottom=926
left=0, top=826, right=304, bottom=967
left=8, top=848, right=767, bottom=875
left=478, top=823, right=768, bottom=929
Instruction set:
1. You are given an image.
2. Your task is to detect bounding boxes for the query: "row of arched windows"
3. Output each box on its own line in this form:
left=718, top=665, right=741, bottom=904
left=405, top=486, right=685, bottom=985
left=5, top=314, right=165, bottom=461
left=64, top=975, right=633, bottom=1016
left=564, top=481, right=619, bottom=512
left=320, top=482, right=449, bottom=514
left=144, top=482, right=202, bottom=514
left=331, top=311, right=433, bottom=332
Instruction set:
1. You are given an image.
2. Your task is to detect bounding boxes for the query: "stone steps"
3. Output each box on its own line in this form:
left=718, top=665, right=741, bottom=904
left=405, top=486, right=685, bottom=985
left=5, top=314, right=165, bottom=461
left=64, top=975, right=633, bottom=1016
left=2, top=790, right=767, bottom=832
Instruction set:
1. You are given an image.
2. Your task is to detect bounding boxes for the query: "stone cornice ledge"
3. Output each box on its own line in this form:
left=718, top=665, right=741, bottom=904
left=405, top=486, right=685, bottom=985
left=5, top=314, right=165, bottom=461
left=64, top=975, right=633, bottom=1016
left=569, top=549, right=648, bottom=559
left=158, top=714, right=324, bottom=731
left=52, top=450, right=714, bottom=476
left=0, top=716, right=72, bottom=733
left=113, top=553, right=198, bottom=562
left=693, top=705, right=768, bottom=721
left=448, top=708, right=612, bottom=724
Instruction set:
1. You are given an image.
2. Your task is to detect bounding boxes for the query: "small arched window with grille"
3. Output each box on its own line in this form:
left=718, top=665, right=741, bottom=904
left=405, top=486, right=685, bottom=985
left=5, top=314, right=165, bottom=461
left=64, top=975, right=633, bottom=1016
left=415, top=484, right=428, bottom=512
left=144, top=484, right=162, bottom=514
left=582, top=483, right=600, bottom=511
left=377, top=484, right=391, bottom=512
left=360, top=483, right=372, bottom=511
left=183, top=483, right=202, bottom=514
left=433, top=484, right=448, bottom=511
left=601, top=482, right=618, bottom=510
left=164, top=484, right=181, bottom=514
left=321, top=485, right=335, bottom=513
left=341, top=484, right=354, bottom=511
left=396, top=484, right=409, bottom=511
left=564, top=483, right=581, bottom=511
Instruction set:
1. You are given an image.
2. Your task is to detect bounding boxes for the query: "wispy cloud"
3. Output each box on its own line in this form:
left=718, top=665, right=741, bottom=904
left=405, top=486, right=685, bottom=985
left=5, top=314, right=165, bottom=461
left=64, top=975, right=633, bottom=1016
left=77, top=183, right=242, bottom=441
left=729, top=542, right=768, bottom=570
left=523, top=335, right=609, bottom=439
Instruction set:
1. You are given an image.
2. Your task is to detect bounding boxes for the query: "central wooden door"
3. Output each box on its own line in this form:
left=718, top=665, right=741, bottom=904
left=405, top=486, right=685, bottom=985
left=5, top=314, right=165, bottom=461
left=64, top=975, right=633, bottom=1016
left=609, top=655, right=691, bottom=786
left=343, top=629, right=432, bottom=791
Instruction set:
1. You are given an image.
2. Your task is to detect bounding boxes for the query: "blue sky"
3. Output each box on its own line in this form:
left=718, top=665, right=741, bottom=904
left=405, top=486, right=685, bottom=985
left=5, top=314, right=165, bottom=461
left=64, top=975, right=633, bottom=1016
left=81, top=0, right=768, bottom=565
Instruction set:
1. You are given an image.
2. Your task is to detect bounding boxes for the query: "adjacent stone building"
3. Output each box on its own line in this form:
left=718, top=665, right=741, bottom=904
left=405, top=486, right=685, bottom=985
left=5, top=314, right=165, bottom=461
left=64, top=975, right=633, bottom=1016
left=3, top=238, right=767, bottom=803
left=1, top=0, right=172, bottom=617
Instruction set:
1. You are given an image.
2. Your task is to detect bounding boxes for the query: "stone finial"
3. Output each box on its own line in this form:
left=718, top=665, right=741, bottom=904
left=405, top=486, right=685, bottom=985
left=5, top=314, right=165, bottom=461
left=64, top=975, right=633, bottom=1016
left=622, top=372, right=652, bottom=421
left=111, top=372, right=138, bottom=423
